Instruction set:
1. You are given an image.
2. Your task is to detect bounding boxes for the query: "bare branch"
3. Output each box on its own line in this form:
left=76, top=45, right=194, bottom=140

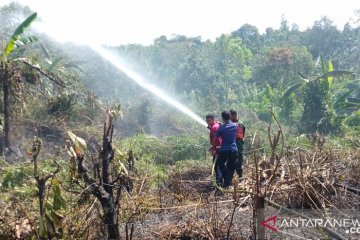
left=14, top=58, right=66, bottom=87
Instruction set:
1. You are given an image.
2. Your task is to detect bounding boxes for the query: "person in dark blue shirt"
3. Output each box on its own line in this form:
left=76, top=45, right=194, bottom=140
left=216, top=110, right=238, bottom=188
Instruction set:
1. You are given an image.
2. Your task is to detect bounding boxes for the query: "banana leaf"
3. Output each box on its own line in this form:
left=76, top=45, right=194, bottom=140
left=334, top=90, right=354, bottom=109
left=316, top=71, right=355, bottom=81
left=281, top=82, right=303, bottom=100
left=67, top=131, right=87, bottom=153
left=2, top=12, right=37, bottom=60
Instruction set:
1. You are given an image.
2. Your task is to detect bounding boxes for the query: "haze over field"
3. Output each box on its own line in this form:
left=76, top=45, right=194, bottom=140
left=0, top=0, right=359, bottom=45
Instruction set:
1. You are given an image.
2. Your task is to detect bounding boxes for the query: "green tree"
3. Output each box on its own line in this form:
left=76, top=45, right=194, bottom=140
left=282, top=59, right=355, bottom=134
left=252, top=45, right=314, bottom=88
left=231, top=24, right=261, bottom=53
left=304, top=17, right=342, bottom=59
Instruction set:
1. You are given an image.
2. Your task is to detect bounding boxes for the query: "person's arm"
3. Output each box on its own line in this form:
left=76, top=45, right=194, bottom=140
left=215, top=125, right=223, bottom=138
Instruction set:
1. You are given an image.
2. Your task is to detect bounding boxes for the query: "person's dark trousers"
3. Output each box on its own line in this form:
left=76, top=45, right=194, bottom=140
left=218, top=150, right=237, bottom=187
left=235, top=140, right=244, bottom=178
left=213, top=155, right=223, bottom=186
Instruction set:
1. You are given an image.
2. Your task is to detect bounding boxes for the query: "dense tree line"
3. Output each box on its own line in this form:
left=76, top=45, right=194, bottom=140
left=1, top=2, right=359, bottom=140
left=111, top=15, right=360, bottom=135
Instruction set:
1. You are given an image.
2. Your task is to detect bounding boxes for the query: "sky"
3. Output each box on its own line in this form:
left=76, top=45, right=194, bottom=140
left=0, top=0, right=359, bottom=46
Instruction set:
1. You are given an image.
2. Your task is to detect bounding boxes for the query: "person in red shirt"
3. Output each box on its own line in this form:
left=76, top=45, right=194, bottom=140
left=206, top=114, right=223, bottom=186
left=230, top=110, right=245, bottom=178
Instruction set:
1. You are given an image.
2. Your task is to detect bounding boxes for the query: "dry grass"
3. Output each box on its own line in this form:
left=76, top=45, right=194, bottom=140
left=1, top=133, right=360, bottom=239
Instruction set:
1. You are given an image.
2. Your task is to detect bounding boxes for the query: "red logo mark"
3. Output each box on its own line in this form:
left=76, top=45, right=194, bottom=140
left=260, top=215, right=277, bottom=232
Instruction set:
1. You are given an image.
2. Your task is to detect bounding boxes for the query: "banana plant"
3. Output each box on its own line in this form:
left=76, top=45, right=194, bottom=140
left=282, top=58, right=355, bottom=134
left=0, top=12, right=37, bottom=155
left=0, top=12, right=66, bottom=155
left=0, top=12, right=37, bottom=62
left=282, top=59, right=355, bottom=99
left=333, top=90, right=360, bottom=110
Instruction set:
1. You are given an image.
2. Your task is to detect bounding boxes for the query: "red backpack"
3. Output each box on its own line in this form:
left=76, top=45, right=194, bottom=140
left=236, top=123, right=246, bottom=140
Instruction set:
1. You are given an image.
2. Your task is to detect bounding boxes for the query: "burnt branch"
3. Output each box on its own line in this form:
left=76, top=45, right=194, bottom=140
left=15, top=58, right=66, bottom=88
left=73, top=109, right=120, bottom=240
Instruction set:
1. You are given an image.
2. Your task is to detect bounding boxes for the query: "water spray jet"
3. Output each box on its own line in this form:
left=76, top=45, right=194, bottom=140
left=92, top=45, right=208, bottom=127
left=32, top=18, right=208, bottom=128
